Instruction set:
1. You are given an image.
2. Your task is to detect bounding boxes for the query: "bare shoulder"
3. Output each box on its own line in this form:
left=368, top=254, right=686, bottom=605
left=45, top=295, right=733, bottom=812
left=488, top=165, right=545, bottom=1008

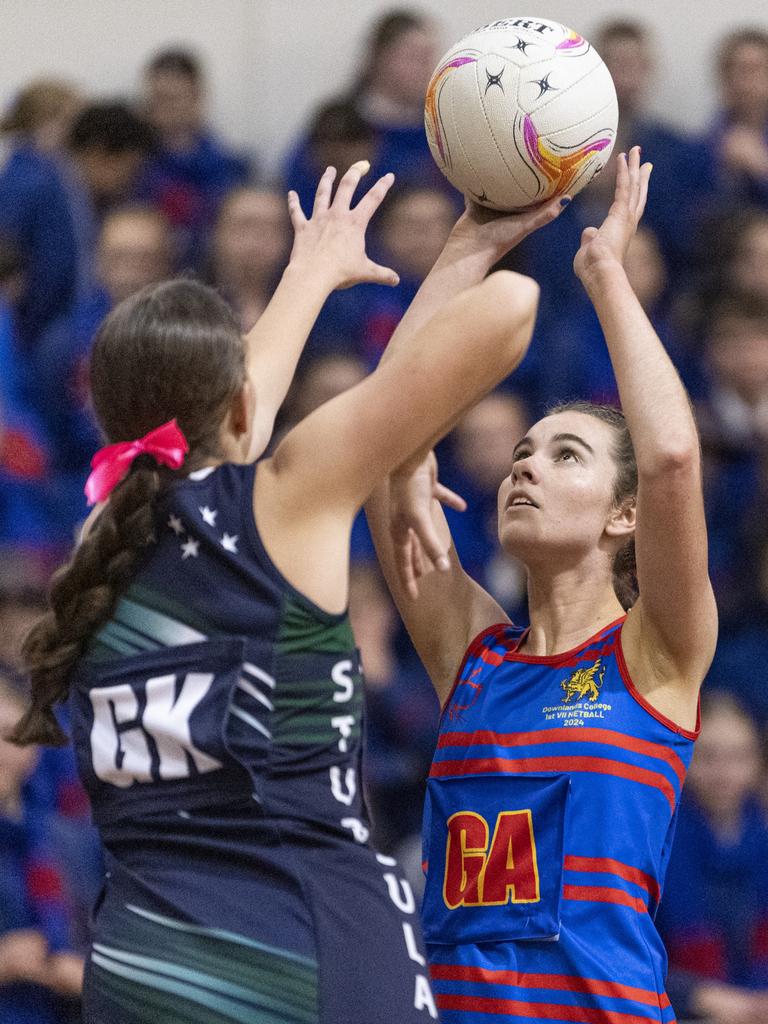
left=252, top=456, right=353, bottom=615
left=620, top=594, right=717, bottom=733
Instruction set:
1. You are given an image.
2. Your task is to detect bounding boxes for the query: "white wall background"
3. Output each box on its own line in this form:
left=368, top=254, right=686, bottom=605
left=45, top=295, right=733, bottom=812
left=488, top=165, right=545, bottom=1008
left=1, top=1, right=767, bottom=176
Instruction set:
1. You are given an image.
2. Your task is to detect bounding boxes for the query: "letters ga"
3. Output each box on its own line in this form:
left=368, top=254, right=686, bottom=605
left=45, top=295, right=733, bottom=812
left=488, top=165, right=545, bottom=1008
left=443, top=809, right=541, bottom=909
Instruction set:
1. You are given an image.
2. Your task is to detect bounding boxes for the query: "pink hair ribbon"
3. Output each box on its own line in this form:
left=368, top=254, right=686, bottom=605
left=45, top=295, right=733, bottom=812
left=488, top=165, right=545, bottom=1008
left=84, top=419, right=189, bottom=506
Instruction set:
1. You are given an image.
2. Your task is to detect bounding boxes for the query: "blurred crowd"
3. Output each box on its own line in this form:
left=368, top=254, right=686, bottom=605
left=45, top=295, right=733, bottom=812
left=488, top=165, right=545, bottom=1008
left=1, top=10, right=768, bottom=1022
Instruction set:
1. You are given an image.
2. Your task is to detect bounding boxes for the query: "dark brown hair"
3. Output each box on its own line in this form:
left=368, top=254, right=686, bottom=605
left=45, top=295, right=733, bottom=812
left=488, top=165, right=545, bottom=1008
left=10, top=279, right=245, bottom=746
left=547, top=401, right=638, bottom=609
left=355, top=10, right=430, bottom=92
left=717, top=27, right=768, bottom=76
left=595, top=19, right=650, bottom=50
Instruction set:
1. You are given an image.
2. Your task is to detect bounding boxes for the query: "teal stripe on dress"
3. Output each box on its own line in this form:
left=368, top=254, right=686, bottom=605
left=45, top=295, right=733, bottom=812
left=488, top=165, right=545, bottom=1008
left=94, top=627, right=141, bottom=656
left=88, top=903, right=319, bottom=1023
left=91, top=952, right=308, bottom=1024
left=116, top=597, right=208, bottom=646
left=100, top=619, right=161, bottom=653
left=126, top=905, right=317, bottom=969
left=93, top=945, right=316, bottom=1022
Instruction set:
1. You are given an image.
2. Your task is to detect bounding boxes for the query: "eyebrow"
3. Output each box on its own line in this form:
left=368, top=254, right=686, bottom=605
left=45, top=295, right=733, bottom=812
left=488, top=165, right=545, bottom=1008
left=512, top=432, right=595, bottom=458
left=552, top=432, right=595, bottom=454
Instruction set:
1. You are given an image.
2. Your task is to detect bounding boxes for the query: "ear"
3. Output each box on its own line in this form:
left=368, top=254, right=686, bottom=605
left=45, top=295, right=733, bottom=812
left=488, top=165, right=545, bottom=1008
left=605, top=497, right=636, bottom=541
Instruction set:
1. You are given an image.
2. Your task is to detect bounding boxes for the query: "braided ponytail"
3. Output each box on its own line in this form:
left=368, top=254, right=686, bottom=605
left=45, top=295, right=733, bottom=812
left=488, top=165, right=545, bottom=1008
left=10, top=461, right=163, bottom=745
left=10, top=278, right=246, bottom=746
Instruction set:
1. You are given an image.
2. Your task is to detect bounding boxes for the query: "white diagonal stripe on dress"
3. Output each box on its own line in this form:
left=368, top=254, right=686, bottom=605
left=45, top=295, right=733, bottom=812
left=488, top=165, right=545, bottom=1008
left=229, top=704, right=272, bottom=740
left=236, top=678, right=274, bottom=711
left=242, top=662, right=276, bottom=688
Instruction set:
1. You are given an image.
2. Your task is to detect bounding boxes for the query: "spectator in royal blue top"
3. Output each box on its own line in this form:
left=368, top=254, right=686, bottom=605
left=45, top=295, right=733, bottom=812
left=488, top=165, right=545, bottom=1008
left=138, top=47, right=251, bottom=270
left=34, top=205, right=172, bottom=540
left=0, top=669, right=86, bottom=1023
left=0, top=240, right=53, bottom=547
left=282, top=98, right=378, bottom=233
left=517, top=19, right=701, bottom=316
left=209, top=186, right=290, bottom=332
left=702, top=29, right=768, bottom=213
left=693, top=289, right=768, bottom=618
left=309, top=185, right=456, bottom=362
left=657, top=692, right=768, bottom=1023
left=0, top=80, right=82, bottom=349
left=0, top=98, right=154, bottom=353
left=283, top=11, right=448, bottom=214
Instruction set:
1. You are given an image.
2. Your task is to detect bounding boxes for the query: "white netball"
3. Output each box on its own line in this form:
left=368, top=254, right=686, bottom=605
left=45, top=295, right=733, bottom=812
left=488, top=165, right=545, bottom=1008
left=424, top=16, right=618, bottom=211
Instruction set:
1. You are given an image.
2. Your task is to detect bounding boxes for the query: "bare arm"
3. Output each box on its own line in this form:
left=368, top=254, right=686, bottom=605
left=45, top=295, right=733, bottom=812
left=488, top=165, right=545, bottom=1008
left=575, top=148, right=717, bottom=700
left=255, top=269, right=540, bottom=612
left=366, top=455, right=508, bottom=702
left=243, top=161, right=398, bottom=460
left=361, top=199, right=567, bottom=695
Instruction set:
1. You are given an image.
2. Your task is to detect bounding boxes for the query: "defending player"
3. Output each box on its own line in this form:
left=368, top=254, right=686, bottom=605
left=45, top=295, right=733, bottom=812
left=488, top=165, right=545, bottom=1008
left=366, top=147, right=718, bottom=1023
left=9, top=160, right=567, bottom=1023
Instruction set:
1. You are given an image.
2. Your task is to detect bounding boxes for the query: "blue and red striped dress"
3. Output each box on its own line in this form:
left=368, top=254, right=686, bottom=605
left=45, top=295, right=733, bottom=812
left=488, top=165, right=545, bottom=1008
left=421, top=615, right=698, bottom=1024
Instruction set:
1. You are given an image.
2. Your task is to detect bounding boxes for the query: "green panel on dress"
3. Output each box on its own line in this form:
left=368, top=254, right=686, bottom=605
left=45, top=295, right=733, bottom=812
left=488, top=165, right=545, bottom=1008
left=89, top=904, right=318, bottom=1024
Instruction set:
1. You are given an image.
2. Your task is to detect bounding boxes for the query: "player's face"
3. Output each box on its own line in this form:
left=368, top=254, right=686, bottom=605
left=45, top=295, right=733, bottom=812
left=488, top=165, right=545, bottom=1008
left=496, top=411, right=624, bottom=568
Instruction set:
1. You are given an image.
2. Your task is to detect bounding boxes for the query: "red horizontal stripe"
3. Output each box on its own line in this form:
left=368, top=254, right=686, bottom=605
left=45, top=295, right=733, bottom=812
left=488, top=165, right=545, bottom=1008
left=564, top=856, right=661, bottom=904
left=437, top=993, right=662, bottom=1023
left=437, top=727, right=686, bottom=787
left=429, top=964, right=669, bottom=1009
left=564, top=884, right=648, bottom=914
left=430, top=755, right=676, bottom=811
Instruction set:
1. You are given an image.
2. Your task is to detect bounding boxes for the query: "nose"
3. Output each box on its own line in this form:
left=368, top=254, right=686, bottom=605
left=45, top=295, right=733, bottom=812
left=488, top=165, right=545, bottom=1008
left=511, top=454, right=538, bottom=484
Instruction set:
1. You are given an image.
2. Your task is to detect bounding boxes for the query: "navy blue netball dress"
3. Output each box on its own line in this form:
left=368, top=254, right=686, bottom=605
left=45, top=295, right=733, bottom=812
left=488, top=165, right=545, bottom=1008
left=69, top=463, right=437, bottom=1024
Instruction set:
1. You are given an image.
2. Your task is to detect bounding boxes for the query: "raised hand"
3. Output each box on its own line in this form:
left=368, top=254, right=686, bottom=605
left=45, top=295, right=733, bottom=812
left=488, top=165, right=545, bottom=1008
left=573, top=145, right=652, bottom=283
left=287, top=161, right=399, bottom=290
left=448, top=192, right=570, bottom=265
left=389, top=452, right=466, bottom=599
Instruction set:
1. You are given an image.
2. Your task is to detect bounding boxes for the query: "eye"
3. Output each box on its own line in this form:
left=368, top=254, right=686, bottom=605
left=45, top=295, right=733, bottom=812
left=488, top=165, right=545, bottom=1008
left=512, top=448, right=531, bottom=463
left=556, top=447, right=579, bottom=463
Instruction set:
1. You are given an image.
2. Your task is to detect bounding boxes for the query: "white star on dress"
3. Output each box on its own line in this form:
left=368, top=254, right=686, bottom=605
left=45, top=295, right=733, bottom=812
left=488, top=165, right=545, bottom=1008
left=221, top=533, right=239, bottom=554
left=181, top=537, right=200, bottom=559
left=199, top=505, right=218, bottom=527
left=168, top=514, right=184, bottom=535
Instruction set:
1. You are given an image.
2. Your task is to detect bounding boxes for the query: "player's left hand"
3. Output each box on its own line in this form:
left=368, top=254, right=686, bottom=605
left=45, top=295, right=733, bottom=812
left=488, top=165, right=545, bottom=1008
left=389, top=452, right=466, bottom=599
left=573, top=145, right=652, bottom=282
left=286, top=161, right=400, bottom=290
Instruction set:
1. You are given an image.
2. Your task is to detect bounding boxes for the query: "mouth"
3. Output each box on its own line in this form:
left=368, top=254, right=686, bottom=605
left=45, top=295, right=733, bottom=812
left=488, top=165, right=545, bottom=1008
left=506, top=493, right=539, bottom=510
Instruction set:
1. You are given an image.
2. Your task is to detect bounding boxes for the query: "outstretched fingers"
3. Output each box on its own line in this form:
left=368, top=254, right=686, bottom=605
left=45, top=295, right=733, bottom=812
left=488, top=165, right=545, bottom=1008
left=354, top=171, right=396, bottom=223
left=332, top=160, right=371, bottom=211
left=286, top=190, right=306, bottom=231
left=636, top=160, right=653, bottom=223
left=312, top=165, right=337, bottom=216
left=627, top=145, right=643, bottom=216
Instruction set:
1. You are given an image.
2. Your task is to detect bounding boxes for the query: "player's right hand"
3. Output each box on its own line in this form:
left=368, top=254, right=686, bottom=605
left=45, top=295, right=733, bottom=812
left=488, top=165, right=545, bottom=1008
left=447, top=191, right=569, bottom=265
left=286, top=161, right=400, bottom=290
left=389, top=451, right=466, bottom=599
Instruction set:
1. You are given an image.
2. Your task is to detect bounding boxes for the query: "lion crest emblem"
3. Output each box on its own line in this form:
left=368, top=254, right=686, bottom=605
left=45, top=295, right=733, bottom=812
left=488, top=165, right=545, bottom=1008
left=560, top=659, right=605, bottom=704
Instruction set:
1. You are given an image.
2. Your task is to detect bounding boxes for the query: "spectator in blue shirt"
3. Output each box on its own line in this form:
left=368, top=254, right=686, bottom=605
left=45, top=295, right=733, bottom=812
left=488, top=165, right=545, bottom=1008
left=138, top=47, right=251, bottom=270
left=283, top=11, right=449, bottom=216
left=0, top=669, right=85, bottom=1023
left=657, top=692, right=768, bottom=1023
left=34, top=204, right=172, bottom=540
left=209, top=186, right=290, bottom=331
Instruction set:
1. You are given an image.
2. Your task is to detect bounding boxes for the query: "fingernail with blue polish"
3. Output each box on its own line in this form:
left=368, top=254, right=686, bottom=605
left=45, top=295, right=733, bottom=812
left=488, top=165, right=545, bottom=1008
left=560, top=197, right=571, bottom=207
